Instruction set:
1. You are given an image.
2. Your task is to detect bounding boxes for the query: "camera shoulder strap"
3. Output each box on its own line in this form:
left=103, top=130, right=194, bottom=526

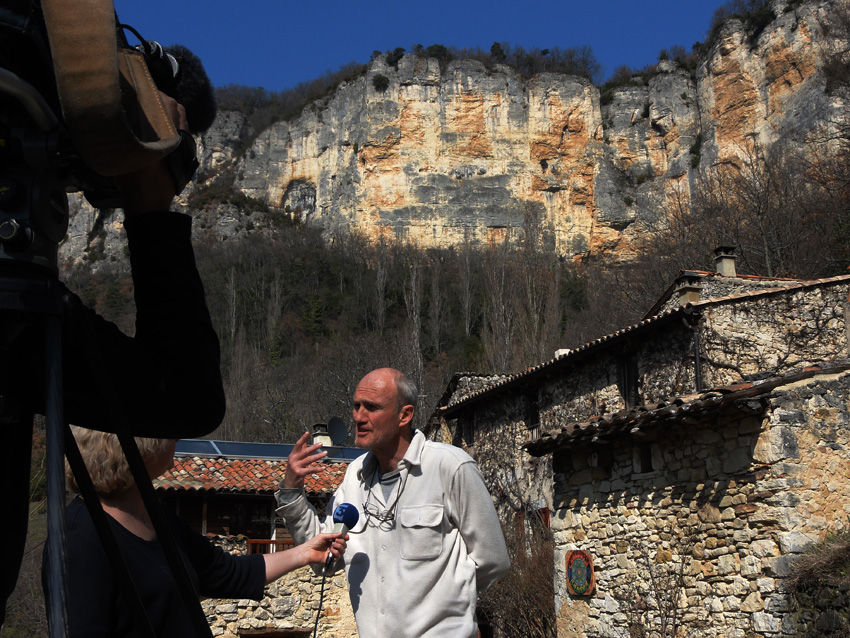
left=40, top=0, right=181, bottom=177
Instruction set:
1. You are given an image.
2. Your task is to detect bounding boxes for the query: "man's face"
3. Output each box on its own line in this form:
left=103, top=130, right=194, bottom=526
left=352, top=370, right=406, bottom=455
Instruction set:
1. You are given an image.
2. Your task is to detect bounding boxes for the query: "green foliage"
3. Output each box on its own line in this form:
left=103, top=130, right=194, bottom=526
left=706, top=0, right=776, bottom=48
left=601, top=64, right=651, bottom=97
left=372, top=73, right=390, bottom=92
left=230, top=192, right=269, bottom=213
left=824, top=56, right=850, bottom=95
left=402, top=41, right=603, bottom=83
left=490, top=41, right=506, bottom=62
left=669, top=44, right=700, bottom=72
left=424, top=43, right=451, bottom=63
left=386, top=47, right=405, bottom=67
left=635, top=169, right=654, bottom=185
left=189, top=170, right=238, bottom=208
left=689, top=133, right=703, bottom=167
left=214, top=61, right=366, bottom=152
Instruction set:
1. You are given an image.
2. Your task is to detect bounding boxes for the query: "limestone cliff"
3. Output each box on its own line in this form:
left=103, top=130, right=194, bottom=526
left=59, top=0, right=842, bottom=268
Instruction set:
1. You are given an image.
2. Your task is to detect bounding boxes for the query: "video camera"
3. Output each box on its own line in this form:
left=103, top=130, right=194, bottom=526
left=0, top=0, right=215, bottom=274
left=0, top=3, right=220, bottom=635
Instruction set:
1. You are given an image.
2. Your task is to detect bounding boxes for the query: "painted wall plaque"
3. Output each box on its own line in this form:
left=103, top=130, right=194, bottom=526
left=566, top=549, right=594, bottom=596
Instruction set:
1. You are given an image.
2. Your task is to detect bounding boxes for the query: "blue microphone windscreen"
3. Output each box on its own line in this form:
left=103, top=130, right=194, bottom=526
left=333, top=503, right=359, bottom=528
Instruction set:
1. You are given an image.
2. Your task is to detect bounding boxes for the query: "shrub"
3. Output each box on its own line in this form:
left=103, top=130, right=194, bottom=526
left=372, top=74, right=390, bottom=92
left=490, top=41, right=506, bottom=62
left=689, top=133, right=703, bottom=167
left=706, top=0, right=776, bottom=48
left=386, top=47, right=405, bottom=68
left=788, top=529, right=850, bottom=594
left=425, top=44, right=451, bottom=63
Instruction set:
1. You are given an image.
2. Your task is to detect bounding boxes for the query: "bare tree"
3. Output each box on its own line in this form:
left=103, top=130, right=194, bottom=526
left=402, top=251, right=425, bottom=398
left=482, top=237, right=517, bottom=372
left=472, top=417, right=555, bottom=637
left=457, top=231, right=480, bottom=339
left=514, top=207, right=563, bottom=367
left=427, top=252, right=443, bottom=358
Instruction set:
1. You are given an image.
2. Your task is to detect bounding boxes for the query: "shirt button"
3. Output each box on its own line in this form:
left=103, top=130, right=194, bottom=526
left=381, top=545, right=387, bottom=551
left=380, top=609, right=385, bottom=616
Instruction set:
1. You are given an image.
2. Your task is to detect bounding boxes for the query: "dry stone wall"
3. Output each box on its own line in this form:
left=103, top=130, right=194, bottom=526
left=550, top=370, right=850, bottom=638
left=699, top=283, right=850, bottom=388
left=202, top=536, right=357, bottom=638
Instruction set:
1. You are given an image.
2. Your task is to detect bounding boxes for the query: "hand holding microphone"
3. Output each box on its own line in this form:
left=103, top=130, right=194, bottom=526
left=325, top=503, right=359, bottom=571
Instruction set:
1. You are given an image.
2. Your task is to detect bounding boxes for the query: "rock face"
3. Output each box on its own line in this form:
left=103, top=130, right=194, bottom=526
left=58, top=0, right=841, bottom=268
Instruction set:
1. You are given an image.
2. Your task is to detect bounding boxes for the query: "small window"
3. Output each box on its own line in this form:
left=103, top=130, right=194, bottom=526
left=617, top=354, right=639, bottom=408
left=553, top=450, right=573, bottom=474
left=633, top=442, right=655, bottom=474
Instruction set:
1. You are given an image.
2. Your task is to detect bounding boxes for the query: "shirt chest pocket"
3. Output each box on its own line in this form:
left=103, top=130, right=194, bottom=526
left=398, top=504, right=444, bottom=561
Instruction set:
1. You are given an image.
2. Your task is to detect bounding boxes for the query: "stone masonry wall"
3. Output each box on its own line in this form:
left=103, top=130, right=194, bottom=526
left=699, top=283, right=849, bottom=388
left=550, top=370, right=850, bottom=638
left=539, top=328, right=696, bottom=431
left=202, top=536, right=358, bottom=638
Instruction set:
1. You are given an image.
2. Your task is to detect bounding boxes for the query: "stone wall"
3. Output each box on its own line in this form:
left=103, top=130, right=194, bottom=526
left=654, top=274, right=801, bottom=317
left=550, top=370, right=850, bottom=638
left=202, top=536, right=358, bottom=638
left=699, top=282, right=850, bottom=387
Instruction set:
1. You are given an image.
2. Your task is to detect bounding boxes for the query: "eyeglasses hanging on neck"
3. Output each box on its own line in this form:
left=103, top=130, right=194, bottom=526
left=362, top=466, right=409, bottom=525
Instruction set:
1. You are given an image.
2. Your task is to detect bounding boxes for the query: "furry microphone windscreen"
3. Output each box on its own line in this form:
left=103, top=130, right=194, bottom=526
left=164, top=44, right=217, bottom=134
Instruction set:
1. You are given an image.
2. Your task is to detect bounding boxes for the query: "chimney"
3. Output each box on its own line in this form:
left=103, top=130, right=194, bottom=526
left=714, top=245, right=737, bottom=277
left=312, top=423, right=333, bottom=447
left=674, top=272, right=703, bottom=306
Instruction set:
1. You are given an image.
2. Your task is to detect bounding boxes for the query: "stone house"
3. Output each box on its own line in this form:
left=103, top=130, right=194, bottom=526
left=154, top=439, right=364, bottom=638
left=429, top=256, right=850, bottom=637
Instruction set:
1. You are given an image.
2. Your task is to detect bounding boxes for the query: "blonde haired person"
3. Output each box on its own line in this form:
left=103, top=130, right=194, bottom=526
left=45, top=427, right=346, bottom=638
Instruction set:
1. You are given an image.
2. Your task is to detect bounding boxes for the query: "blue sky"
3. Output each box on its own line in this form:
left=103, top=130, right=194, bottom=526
left=113, top=0, right=725, bottom=92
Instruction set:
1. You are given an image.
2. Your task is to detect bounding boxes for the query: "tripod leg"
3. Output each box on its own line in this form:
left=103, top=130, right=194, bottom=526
left=0, top=411, right=33, bottom=629
left=44, top=315, right=68, bottom=637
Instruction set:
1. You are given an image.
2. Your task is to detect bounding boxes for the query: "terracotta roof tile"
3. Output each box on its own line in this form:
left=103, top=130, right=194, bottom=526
left=154, top=457, right=347, bottom=495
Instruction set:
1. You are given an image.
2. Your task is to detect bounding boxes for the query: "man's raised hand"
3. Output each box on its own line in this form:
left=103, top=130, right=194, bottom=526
left=283, top=431, right=328, bottom=489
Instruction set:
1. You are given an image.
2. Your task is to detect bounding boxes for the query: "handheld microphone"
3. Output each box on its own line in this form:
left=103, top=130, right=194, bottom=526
left=325, top=503, right=359, bottom=569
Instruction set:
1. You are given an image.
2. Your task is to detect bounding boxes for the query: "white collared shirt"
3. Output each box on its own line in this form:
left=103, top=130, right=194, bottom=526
left=275, top=429, right=510, bottom=638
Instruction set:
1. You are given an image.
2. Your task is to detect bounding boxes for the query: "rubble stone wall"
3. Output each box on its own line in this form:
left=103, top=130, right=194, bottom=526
left=700, top=283, right=849, bottom=388
left=550, top=370, right=850, bottom=638
left=202, top=536, right=358, bottom=638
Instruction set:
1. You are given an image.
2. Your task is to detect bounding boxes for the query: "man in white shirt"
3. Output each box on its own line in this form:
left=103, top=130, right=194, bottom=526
left=275, top=368, right=510, bottom=638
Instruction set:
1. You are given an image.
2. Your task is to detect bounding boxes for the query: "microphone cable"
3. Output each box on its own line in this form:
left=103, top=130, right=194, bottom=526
left=312, top=563, right=331, bottom=638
